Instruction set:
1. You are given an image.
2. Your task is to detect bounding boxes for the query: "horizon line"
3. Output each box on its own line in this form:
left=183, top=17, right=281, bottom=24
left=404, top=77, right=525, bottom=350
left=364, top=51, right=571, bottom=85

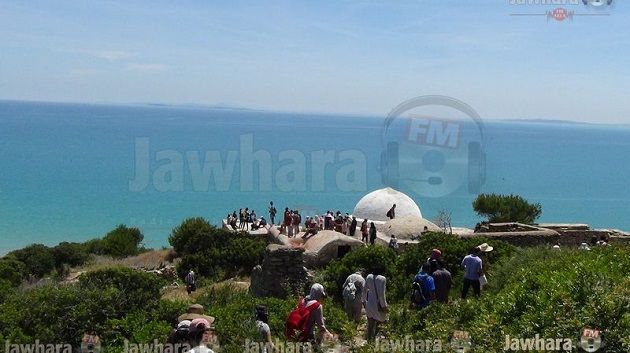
left=1, top=97, right=627, bottom=127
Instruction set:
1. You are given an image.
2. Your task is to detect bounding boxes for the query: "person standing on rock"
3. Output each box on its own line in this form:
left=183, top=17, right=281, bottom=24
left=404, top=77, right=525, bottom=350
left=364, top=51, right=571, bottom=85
left=268, top=202, right=277, bottom=225
left=342, top=270, right=366, bottom=322
left=361, top=219, right=369, bottom=243
left=369, top=222, right=377, bottom=245
left=349, top=216, right=357, bottom=237
left=386, top=204, right=396, bottom=219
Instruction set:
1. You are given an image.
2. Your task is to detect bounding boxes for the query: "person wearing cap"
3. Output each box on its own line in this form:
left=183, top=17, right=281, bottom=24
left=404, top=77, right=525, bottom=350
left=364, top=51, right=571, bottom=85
left=186, top=318, right=215, bottom=353
left=167, top=320, right=192, bottom=353
left=304, top=283, right=333, bottom=343
left=461, top=247, right=483, bottom=299
left=426, top=249, right=442, bottom=275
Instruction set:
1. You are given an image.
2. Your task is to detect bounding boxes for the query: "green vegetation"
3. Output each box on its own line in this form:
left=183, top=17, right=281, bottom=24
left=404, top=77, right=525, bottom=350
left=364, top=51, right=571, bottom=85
left=1, top=215, right=628, bottom=352
left=97, top=225, right=145, bottom=258
left=0, top=267, right=175, bottom=349
left=473, top=193, right=542, bottom=224
left=170, top=218, right=267, bottom=281
left=0, top=224, right=145, bottom=285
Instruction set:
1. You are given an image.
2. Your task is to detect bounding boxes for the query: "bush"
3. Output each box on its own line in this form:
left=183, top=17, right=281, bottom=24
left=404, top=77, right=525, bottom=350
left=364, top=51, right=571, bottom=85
left=78, top=267, right=165, bottom=311
left=473, top=193, right=542, bottom=224
left=0, top=258, right=28, bottom=286
left=6, top=244, right=56, bottom=278
left=196, top=284, right=355, bottom=353
left=176, top=229, right=266, bottom=281
left=168, top=217, right=216, bottom=255
left=0, top=267, right=169, bottom=349
left=99, top=225, right=144, bottom=258
left=52, top=242, right=90, bottom=269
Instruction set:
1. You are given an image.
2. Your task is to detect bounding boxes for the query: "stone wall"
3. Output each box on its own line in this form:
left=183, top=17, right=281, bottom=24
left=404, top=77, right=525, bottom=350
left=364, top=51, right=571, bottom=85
left=250, top=244, right=311, bottom=298
left=463, top=230, right=630, bottom=247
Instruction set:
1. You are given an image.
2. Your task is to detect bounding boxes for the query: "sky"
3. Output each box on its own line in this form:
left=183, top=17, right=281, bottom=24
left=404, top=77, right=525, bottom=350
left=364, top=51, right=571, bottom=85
left=0, top=0, right=628, bottom=123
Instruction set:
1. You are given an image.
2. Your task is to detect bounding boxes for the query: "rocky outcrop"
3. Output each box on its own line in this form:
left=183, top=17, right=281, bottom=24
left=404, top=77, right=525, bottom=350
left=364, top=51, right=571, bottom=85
left=378, top=216, right=441, bottom=240
left=250, top=244, right=311, bottom=298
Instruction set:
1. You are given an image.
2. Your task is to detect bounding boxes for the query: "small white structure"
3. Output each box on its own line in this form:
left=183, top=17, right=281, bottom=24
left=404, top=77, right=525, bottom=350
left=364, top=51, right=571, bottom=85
left=353, top=187, right=422, bottom=222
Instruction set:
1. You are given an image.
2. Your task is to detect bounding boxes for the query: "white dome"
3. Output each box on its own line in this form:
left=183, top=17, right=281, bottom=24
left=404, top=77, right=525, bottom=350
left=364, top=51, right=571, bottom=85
left=353, top=187, right=422, bottom=222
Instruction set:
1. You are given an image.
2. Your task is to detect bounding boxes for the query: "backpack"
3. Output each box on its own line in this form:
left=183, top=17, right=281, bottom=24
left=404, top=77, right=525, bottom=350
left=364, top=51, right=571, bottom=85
left=386, top=209, right=392, bottom=218
left=342, top=282, right=357, bottom=302
left=411, top=276, right=427, bottom=306
left=285, top=298, right=320, bottom=342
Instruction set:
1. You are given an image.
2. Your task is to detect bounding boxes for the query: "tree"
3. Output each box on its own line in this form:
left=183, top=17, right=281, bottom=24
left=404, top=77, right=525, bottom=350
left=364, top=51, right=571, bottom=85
left=6, top=244, right=56, bottom=278
left=100, top=225, right=144, bottom=258
left=434, top=208, right=453, bottom=234
left=472, top=193, right=542, bottom=224
left=53, top=242, right=90, bottom=269
left=168, top=217, right=216, bottom=255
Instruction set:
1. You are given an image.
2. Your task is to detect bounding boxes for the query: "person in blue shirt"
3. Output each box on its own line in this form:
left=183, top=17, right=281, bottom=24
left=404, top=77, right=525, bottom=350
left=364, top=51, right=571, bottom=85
left=461, top=247, right=483, bottom=298
left=414, top=263, right=436, bottom=308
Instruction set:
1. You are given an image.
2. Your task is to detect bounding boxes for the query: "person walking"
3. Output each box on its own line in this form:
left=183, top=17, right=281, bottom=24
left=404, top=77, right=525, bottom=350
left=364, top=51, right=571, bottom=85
left=431, top=263, right=453, bottom=304
left=412, top=263, right=435, bottom=308
left=364, top=274, right=388, bottom=341
left=185, top=269, right=196, bottom=295
left=342, top=270, right=366, bottom=322
left=186, top=318, right=215, bottom=353
left=461, top=247, right=483, bottom=298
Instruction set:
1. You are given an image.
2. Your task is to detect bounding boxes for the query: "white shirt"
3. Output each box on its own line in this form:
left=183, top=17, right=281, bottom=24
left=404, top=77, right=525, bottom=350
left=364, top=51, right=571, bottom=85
left=186, top=346, right=214, bottom=353
left=364, top=274, right=388, bottom=322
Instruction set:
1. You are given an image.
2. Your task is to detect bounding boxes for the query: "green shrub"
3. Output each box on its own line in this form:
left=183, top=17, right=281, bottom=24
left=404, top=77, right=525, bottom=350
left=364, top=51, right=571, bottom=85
left=168, top=217, right=216, bottom=255
left=0, top=267, right=169, bottom=349
left=6, top=244, right=56, bottom=278
left=0, top=258, right=28, bottom=286
left=78, top=267, right=165, bottom=311
left=473, top=193, right=542, bottom=224
left=176, top=229, right=266, bottom=281
left=197, top=284, right=354, bottom=353
left=99, top=225, right=144, bottom=258
left=52, top=242, right=90, bottom=269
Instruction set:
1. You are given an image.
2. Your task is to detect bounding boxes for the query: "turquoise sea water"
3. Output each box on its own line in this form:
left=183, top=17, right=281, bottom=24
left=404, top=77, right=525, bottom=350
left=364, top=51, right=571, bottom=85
left=1, top=100, right=629, bottom=254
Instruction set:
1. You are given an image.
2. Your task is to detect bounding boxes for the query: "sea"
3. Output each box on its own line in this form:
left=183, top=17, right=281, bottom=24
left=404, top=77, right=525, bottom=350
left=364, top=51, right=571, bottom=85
left=1, top=100, right=629, bottom=255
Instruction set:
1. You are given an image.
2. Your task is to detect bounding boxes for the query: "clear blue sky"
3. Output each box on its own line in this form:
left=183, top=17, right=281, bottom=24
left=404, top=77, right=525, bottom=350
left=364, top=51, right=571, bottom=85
left=1, top=0, right=628, bottom=123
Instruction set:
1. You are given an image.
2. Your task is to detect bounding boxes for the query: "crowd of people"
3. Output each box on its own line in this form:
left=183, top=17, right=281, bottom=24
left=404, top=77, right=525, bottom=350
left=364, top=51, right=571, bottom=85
left=226, top=208, right=268, bottom=231
left=227, top=202, right=414, bottom=250
left=169, top=235, right=497, bottom=352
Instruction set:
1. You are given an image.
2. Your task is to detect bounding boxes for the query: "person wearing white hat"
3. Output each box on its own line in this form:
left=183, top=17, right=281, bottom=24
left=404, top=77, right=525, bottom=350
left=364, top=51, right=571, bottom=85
left=304, top=283, right=333, bottom=343
left=477, top=243, right=493, bottom=252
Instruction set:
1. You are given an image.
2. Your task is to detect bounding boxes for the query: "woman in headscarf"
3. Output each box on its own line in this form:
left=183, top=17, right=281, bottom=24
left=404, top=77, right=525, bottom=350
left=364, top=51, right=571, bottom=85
left=364, top=274, right=388, bottom=341
left=369, top=222, right=377, bottom=245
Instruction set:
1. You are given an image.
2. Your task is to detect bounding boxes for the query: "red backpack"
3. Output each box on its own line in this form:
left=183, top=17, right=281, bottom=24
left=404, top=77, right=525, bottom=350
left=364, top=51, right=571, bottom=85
left=285, top=298, right=320, bottom=341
